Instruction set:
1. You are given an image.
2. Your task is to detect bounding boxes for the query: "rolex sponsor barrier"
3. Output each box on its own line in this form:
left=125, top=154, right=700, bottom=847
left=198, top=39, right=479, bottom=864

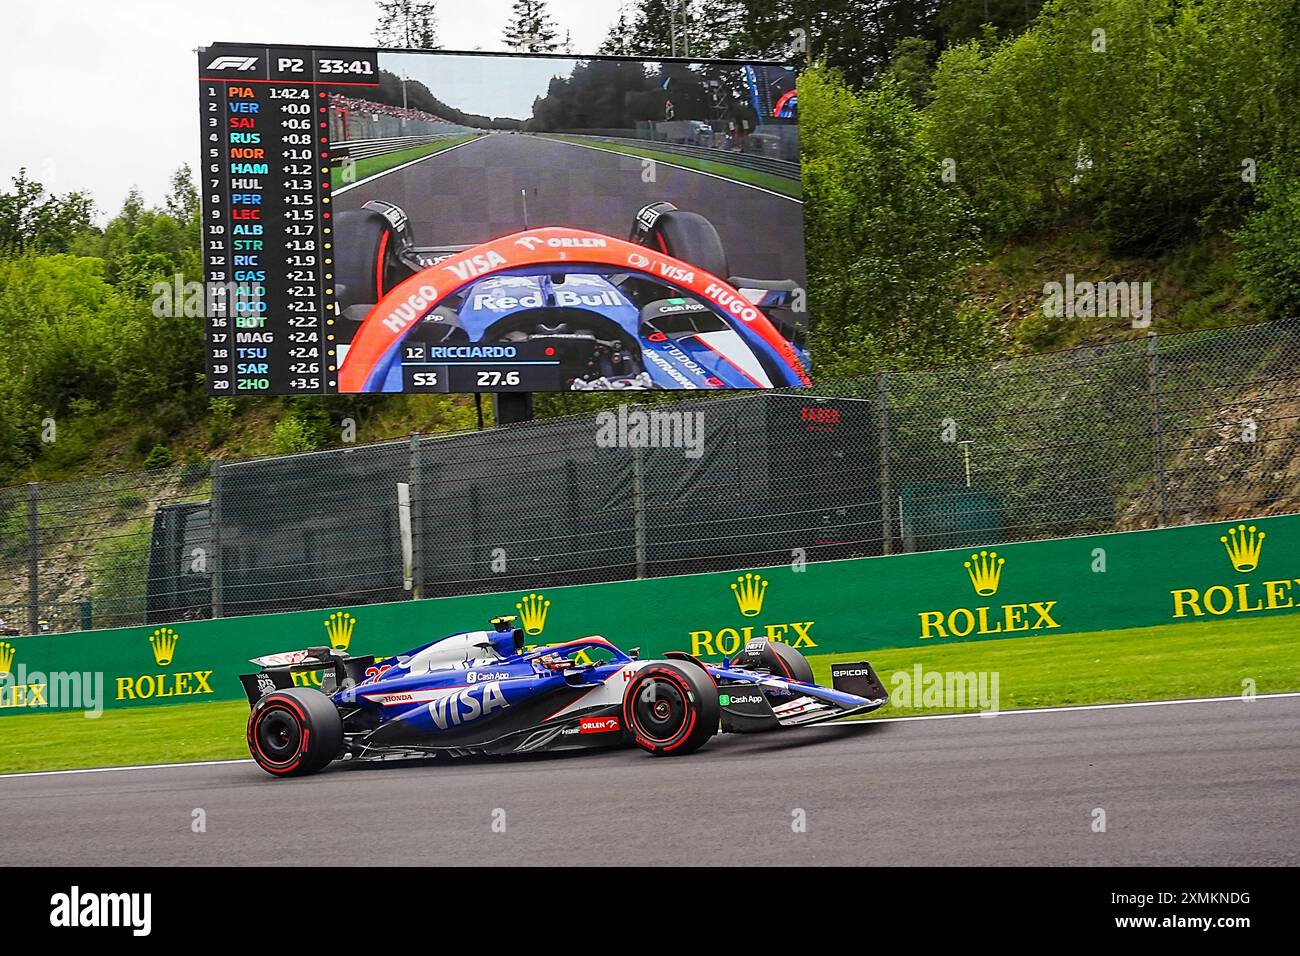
left=2, top=515, right=1295, bottom=713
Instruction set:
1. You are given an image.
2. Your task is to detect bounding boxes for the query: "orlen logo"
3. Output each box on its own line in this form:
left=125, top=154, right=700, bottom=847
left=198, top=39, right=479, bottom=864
left=516, top=236, right=607, bottom=251
left=207, top=56, right=258, bottom=71
left=579, top=715, right=621, bottom=734
left=444, top=250, right=507, bottom=282
left=627, top=252, right=652, bottom=269
left=704, top=283, right=760, bottom=323
left=429, top=681, right=509, bottom=730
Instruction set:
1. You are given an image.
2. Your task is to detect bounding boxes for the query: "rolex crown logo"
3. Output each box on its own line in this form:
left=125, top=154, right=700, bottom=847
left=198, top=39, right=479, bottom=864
left=516, top=593, right=550, bottom=636
left=149, top=627, right=179, bottom=666
left=964, top=550, right=1004, bottom=596
left=1221, top=524, right=1265, bottom=573
left=325, top=612, right=357, bottom=651
left=731, top=573, right=768, bottom=617
left=0, top=641, right=14, bottom=675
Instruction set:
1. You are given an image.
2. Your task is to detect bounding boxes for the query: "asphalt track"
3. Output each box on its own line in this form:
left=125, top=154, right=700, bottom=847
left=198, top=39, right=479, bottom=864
left=2, top=696, right=1297, bottom=866
left=335, top=133, right=806, bottom=283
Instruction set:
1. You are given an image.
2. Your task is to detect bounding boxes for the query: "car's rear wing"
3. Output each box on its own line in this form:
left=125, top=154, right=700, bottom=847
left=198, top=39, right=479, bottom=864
left=238, top=647, right=376, bottom=706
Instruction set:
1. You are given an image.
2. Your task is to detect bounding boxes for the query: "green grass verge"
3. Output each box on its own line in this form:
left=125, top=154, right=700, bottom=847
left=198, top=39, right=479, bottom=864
left=332, top=135, right=479, bottom=190
left=3, top=615, right=1297, bottom=774
left=4, top=701, right=250, bottom=775
left=539, top=134, right=802, bottom=199
left=810, top=615, right=1300, bottom=718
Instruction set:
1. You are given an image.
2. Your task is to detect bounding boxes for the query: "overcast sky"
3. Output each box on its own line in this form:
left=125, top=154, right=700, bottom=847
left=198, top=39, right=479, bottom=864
left=381, top=51, right=585, bottom=120
left=0, top=0, right=620, bottom=220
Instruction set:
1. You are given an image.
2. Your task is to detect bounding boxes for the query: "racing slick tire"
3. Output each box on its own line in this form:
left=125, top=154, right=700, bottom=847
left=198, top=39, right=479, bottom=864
left=732, top=638, right=815, bottom=684
left=765, top=640, right=815, bottom=684
left=637, top=206, right=730, bottom=280
left=622, top=661, right=719, bottom=756
left=334, top=208, right=399, bottom=310
left=247, top=687, right=344, bottom=777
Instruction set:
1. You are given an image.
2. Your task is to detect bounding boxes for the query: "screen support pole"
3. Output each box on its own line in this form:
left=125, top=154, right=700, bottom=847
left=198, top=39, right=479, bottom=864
left=493, top=392, right=535, bottom=425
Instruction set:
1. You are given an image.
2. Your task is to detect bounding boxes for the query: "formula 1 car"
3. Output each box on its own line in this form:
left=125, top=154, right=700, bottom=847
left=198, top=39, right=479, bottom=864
left=333, top=200, right=810, bottom=391
left=240, top=616, right=888, bottom=776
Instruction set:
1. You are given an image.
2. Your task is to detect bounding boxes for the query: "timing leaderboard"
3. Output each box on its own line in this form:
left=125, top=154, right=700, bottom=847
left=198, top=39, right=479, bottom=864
left=198, top=44, right=379, bottom=395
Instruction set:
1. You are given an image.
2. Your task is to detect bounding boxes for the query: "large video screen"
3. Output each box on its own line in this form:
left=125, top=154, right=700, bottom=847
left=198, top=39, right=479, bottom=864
left=198, top=43, right=807, bottom=395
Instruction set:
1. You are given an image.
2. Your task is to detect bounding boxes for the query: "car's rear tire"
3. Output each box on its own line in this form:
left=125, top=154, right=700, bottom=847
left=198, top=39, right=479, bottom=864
left=247, top=688, right=343, bottom=777
left=622, top=662, right=719, bottom=756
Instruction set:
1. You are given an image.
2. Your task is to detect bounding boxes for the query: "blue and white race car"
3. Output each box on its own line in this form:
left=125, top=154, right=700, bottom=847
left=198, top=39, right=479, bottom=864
left=241, top=616, right=888, bottom=776
left=333, top=200, right=811, bottom=392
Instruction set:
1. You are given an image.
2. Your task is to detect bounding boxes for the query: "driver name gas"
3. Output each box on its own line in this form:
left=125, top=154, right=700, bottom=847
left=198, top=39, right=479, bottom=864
left=471, top=289, right=626, bottom=311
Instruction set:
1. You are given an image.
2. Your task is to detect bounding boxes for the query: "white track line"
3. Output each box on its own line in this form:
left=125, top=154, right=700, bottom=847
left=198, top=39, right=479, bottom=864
left=542, top=136, right=803, bottom=204
left=333, top=137, right=481, bottom=195
left=0, top=758, right=253, bottom=781
left=853, top=691, right=1300, bottom=725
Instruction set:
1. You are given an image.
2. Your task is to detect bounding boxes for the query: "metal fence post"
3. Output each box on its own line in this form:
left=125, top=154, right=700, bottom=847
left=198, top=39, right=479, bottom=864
left=409, top=433, right=424, bottom=600
left=1146, top=332, right=1168, bottom=527
left=878, top=373, right=893, bottom=555
left=631, top=443, right=647, bottom=579
left=210, top=458, right=224, bottom=618
left=26, top=482, right=39, bottom=634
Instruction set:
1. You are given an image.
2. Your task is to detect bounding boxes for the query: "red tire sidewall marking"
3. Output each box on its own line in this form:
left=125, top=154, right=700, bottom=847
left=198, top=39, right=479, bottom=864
left=248, top=696, right=308, bottom=774
left=375, top=229, right=390, bottom=301
left=624, top=668, right=697, bottom=750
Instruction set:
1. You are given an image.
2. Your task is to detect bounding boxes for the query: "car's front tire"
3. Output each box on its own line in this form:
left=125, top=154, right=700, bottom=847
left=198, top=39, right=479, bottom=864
left=247, top=688, right=343, bottom=777
left=622, top=662, right=719, bottom=756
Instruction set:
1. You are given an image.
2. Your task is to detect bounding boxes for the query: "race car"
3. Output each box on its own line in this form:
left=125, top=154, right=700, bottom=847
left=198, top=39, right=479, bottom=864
left=333, top=199, right=810, bottom=391
left=241, top=615, right=888, bottom=776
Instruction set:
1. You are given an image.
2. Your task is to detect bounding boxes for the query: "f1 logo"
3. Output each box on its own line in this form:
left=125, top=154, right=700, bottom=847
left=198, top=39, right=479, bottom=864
left=207, top=56, right=258, bottom=71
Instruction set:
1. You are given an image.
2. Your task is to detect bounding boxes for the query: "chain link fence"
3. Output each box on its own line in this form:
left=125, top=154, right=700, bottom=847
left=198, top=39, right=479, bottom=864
left=2, top=321, right=1298, bottom=635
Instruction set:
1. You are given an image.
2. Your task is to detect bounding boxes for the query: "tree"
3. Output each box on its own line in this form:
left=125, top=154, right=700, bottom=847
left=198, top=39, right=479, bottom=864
left=374, top=0, right=439, bottom=48
left=503, top=0, right=560, bottom=53
left=630, top=0, right=675, bottom=57
left=799, top=66, right=993, bottom=376
left=883, top=36, right=935, bottom=106
left=0, top=170, right=94, bottom=253
left=599, top=5, right=637, bottom=54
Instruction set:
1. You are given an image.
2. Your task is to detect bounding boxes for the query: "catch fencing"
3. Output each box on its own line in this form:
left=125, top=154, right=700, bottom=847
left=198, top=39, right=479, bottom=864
left=2, top=321, right=1298, bottom=634
left=551, top=131, right=800, bottom=180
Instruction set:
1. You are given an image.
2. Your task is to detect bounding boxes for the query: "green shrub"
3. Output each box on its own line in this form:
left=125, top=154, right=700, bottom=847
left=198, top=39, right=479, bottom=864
left=142, top=444, right=174, bottom=469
